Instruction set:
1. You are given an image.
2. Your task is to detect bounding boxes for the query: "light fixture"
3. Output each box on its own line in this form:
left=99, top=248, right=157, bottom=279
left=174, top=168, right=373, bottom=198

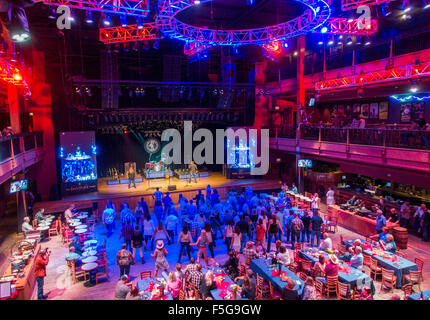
left=402, top=0, right=411, bottom=12
left=282, top=41, right=289, bottom=48
left=409, top=79, right=419, bottom=93
left=347, top=17, right=354, bottom=23
left=318, top=40, right=324, bottom=45
left=356, top=36, right=363, bottom=45
left=194, top=0, right=201, bottom=4
left=103, top=14, right=111, bottom=26
left=137, top=17, right=143, bottom=29
left=120, top=14, right=127, bottom=27
left=153, top=40, right=159, bottom=50
left=424, top=0, right=430, bottom=9
left=346, top=37, right=353, bottom=45
left=364, top=36, right=371, bottom=46
left=5, top=6, right=31, bottom=43
left=85, top=11, right=93, bottom=24
left=328, top=36, right=334, bottom=45
left=48, top=7, right=56, bottom=19
left=293, top=51, right=298, bottom=56
left=381, top=3, right=391, bottom=16
left=320, top=26, right=328, bottom=33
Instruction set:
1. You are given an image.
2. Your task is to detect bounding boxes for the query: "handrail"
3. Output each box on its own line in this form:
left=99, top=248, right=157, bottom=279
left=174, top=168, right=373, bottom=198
left=266, top=126, right=430, bottom=150
left=0, top=131, right=44, bottom=163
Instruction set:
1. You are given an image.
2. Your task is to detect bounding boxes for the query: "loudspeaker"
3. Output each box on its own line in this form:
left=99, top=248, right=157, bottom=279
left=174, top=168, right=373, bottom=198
left=168, top=185, right=177, bottom=191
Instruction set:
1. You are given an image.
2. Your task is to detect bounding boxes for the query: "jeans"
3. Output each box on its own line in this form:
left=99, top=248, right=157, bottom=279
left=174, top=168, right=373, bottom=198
left=128, top=178, right=136, bottom=188
left=119, top=264, right=131, bottom=277
left=301, top=229, right=311, bottom=243
left=310, top=230, right=321, bottom=247
left=240, top=233, right=247, bottom=252
left=423, top=225, right=429, bottom=242
left=124, top=239, right=132, bottom=252
left=286, top=227, right=291, bottom=243
left=167, top=230, right=174, bottom=244
left=208, top=242, right=215, bottom=258
left=225, top=237, right=232, bottom=253
left=144, top=235, right=154, bottom=250
left=291, top=231, right=301, bottom=249
left=267, top=232, right=279, bottom=252
left=106, top=223, right=113, bottom=237
left=178, top=242, right=192, bottom=263
left=36, top=277, right=44, bottom=299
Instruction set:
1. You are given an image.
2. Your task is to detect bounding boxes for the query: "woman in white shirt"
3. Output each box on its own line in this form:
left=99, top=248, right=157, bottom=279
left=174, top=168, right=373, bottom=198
left=326, top=187, right=335, bottom=206
left=143, top=213, right=155, bottom=251
left=276, top=246, right=291, bottom=267
left=224, top=221, right=234, bottom=254
left=311, top=193, right=320, bottom=214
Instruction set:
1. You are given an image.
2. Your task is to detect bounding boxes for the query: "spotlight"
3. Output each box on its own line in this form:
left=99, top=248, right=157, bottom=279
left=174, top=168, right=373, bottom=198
left=339, top=35, right=343, bottom=39
left=103, top=14, right=111, bottom=26
left=293, top=51, right=298, bottom=56
left=328, top=36, right=334, bottom=45
left=424, top=0, right=430, bottom=9
left=5, top=6, right=31, bottom=43
left=13, top=73, right=22, bottom=81
left=320, top=26, right=328, bottom=33
left=356, top=36, right=363, bottom=45
left=346, top=37, right=353, bottom=45
left=120, top=14, right=127, bottom=27
left=364, top=37, right=371, bottom=46
left=48, top=7, right=56, bottom=19
left=318, top=40, right=324, bottom=45
left=137, top=17, right=143, bottom=29
left=85, top=11, right=93, bottom=24
left=409, top=80, right=419, bottom=92
left=194, top=0, right=201, bottom=4
left=347, top=17, right=354, bottom=23
left=282, top=41, right=289, bottom=48
left=153, top=40, right=159, bottom=50
left=402, top=0, right=411, bottom=12
left=381, top=3, right=391, bottom=16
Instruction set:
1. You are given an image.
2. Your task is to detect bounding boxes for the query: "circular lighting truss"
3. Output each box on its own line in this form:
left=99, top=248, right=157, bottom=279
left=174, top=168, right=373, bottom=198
left=156, top=0, right=331, bottom=46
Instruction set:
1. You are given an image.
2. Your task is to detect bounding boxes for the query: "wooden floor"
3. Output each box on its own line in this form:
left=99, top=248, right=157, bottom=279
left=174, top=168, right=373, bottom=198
left=33, top=172, right=281, bottom=214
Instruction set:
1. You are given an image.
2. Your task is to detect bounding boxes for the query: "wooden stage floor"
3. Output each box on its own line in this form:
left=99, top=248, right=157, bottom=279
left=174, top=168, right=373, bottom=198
left=34, top=172, right=281, bottom=214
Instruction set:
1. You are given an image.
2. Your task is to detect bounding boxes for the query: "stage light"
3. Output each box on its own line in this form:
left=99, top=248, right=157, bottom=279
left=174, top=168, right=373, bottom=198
left=153, top=40, right=159, bottom=50
left=48, top=7, right=56, bottom=19
left=7, top=6, right=31, bottom=43
left=120, top=14, right=127, bottom=27
left=346, top=37, right=353, bottom=45
left=103, top=14, right=111, bottom=26
left=364, top=37, right=371, bottom=46
left=402, top=0, right=411, bottom=12
left=356, top=36, right=363, bottom=45
left=194, top=0, right=201, bottom=4
left=381, top=3, right=391, bottom=16
left=84, top=11, right=93, bottom=24
left=410, top=85, right=419, bottom=93
left=347, top=17, right=354, bottom=23
left=13, top=73, right=22, bottom=81
left=328, top=36, right=334, bottom=45
left=282, top=41, right=289, bottom=48
left=318, top=40, right=324, bottom=45
left=424, top=0, right=430, bottom=9
left=293, top=51, right=298, bottom=56
left=320, top=26, right=328, bottom=33
left=137, top=17, right=144, bottom=29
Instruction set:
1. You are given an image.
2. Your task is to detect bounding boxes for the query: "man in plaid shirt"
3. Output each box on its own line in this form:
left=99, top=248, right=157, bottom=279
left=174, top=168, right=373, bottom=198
left=190, top=220, right=200, bottom=242
left=188, top=263, right=204, bottom=291
left=184, top=257, right=198, bottom=275
left=243, top=241, right=260, bottom=266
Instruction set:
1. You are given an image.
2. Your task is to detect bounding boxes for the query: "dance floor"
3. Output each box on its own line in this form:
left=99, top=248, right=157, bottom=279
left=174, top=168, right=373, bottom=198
left=34, top=172, right=281, bottom=214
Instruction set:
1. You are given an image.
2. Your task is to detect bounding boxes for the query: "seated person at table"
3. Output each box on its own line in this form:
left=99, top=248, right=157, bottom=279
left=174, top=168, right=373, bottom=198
left=65, top=246, right=81, bottom=264
left=166, top=271, right=182, bottom=300
left=311, top=254, right=326, bottom=278
left=22, top=217, right=38, bottom=237
left=243, top=241, right=260, bottom=266
left=199, top=270, right=217, bottom=299
left=350, top=246, right=364, bottom=270
left=302, top=277, right=317, bottom=300
left=356, top=287, right=373, bottom=300
left=316, top=255, right=339, bottom=284
left=219, top=251, right=239, bottom=280
left=35, top=209, right=49, bottom=225
left=64, top=204, right=78, bottom=223
left=370, top=227, right=392, bottom=244
left=346, top=196, right=357, bottom=206
left=380, top=234, right=397, bottom=254
left=318, top=233, right=332, bottom=252
left=125, top=286, right=141, bottom=300
left=276, top=246, right=291, bottom=267
left=69, top=236, right=83, bottom=255
left=281, top=278, right=299, bottom=300
left=115, top=274, right=131, bottom=300
left=239, top=276, right=255, bottom=300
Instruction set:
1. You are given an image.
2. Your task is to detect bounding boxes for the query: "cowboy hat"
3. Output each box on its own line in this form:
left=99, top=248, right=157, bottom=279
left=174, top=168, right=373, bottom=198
left=156, top=240, right=165, bottom=249
left=329, top=254, right=339, bottom=265
left=246, top=241, right=254, bottom=248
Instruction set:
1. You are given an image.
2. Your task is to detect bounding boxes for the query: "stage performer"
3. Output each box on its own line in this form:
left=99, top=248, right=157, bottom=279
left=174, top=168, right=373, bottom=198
left=127, top=166, right=136, bottom=189
left=188, top=161, right=198, bottom=183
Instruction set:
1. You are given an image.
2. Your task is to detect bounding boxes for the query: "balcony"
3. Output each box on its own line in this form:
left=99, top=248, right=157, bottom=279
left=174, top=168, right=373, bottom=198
left=268, top=126, right=430, bottom=173
left=0, top=132, right=45, bottom=185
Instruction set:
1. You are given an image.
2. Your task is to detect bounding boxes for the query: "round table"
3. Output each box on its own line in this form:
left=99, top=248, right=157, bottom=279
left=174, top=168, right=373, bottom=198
left=36, top=226, right=50, bottom=242
left=82, top=256, right=98, bottom=263
left=81, top=262, right=99, bottom=287
left=77, top=214, right=88, bottom=219
left=82, top=250, right=97, bottom=257
left=36, top=226, right=49, bottom=231
left=75, top=228, right=87, bottom=234
left=75, top=224, right=87, bottom=229
left=70, top=221, right=82, bottom=227
left=84, top=240, right=97, bottom=247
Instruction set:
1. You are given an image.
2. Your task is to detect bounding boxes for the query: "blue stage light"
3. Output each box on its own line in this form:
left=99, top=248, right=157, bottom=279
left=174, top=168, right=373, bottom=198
left=283, top=41, right=289, bottom=48
left=320, top=26, right=328, bottom=33
left=103, top=14, right=111, bottom=26
left=85, top=11, right=93, bottom=24
left=120, top=14, right=127, bottom=27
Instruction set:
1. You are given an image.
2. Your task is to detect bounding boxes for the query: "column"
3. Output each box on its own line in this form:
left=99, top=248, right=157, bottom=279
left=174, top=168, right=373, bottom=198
left=296, top=35, right=305, bottom=193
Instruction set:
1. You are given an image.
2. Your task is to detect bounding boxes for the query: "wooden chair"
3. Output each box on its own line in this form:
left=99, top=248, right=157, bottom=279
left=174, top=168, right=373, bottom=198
left=314, top=279, right=324, bottom=298
left=325, top=216, right=338, bottom=233
left=326, top=276, right=338, bottom=297
left=301, top=260, right=312, bottom=274
left=363, top=254, right=371, bottom=267
left=298, top=272, right=308, bottom=282
left=295, top=242, right=304, bottom=250
left=48, top=218, right=60, bottom=237
left=402, top=270, right=421, bottom=292
left=380, top=268, right=397, bottom=293
left=239, top=264, right=248, bottom=276
left=140, top=271, right=152, bottom=280
left=255, top=274, right=270, bottom=299
left=69, top=260, right=86, bottom=283
left=269, top=281, right=281, bottom=300
left=337, top=281, right=352, bottom=300
left=415, top=258, right=424, bottom=282
left=95, top=259, right=110, bottom=284
left=401, top=283, right=413, bottom=300
left=369, top=257, right=382, bottom=280
left=178, top=289, right=185, bottom=300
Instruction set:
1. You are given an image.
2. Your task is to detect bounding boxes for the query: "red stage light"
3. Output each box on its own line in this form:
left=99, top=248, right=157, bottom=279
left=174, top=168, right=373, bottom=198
left=13, top=73, right=22, bottom=81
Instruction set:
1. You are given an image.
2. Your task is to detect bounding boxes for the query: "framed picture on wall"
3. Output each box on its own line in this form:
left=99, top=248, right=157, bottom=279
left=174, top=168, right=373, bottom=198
left=379, top=102, right=388, bottom=120
left=369, top=103, right=379, bottom=119
left=400, top=103, right=412, bottom=123
left=412, top=101, right=425, bottom=121
left=361, top=104, right=369, bottom=119
left=353, top=103, right=361, bottom=114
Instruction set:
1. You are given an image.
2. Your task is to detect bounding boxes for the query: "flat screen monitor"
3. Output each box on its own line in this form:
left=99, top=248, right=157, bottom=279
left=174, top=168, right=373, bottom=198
left=297, top=159, right=312, bottom=168
left=342, top=175, right=346, bottom=180
left=0, top=281, right=12, bottom=299
left=9, top=180, right=28, bottom=194
left=308, top=98, right=315, bottom=107
left=386, top=182, right=392, bottom=187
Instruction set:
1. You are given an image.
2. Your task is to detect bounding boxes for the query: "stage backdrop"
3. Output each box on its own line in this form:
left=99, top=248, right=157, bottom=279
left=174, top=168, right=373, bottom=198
left=59, top=131, right=98, bottom=195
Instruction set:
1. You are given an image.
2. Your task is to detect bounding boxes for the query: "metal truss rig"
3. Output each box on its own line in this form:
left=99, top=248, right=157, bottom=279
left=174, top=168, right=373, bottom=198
left=315, top=59, right=430, bottom=91
left=43, top=0, right=149, bottom=16
left=322, top=17, right=377, bottom=35
left=341, top=0, right=393, bottom=11
left=155, top=0, right=331, bottom=45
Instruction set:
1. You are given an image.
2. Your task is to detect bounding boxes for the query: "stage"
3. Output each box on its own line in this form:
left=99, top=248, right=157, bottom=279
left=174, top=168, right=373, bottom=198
left=33, top=172, right=281, bottom=214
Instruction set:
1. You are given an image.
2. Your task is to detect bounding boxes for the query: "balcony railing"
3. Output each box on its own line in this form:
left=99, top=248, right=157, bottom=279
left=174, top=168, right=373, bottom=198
left=0, top=131, right=44, bottom=163
left=268, top=126, right=430, bottom=150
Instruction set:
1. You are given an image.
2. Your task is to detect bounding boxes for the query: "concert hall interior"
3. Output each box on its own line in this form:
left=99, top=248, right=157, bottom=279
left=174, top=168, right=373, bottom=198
left=0, top=0, right=430, bottom=302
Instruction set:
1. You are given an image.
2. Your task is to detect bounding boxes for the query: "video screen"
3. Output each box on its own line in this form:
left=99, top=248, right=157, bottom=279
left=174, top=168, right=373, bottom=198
left=9, top=180, right=28, bottom=194
left=297, top=159, right=312, bottom=168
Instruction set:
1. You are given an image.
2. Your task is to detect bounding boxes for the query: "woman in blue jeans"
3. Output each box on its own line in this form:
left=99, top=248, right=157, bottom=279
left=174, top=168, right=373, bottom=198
left=143, top=213, right=155, bottom=251
left=267, top=216, right=284, bottom=252
left=177, top=225, right=192, bottom=263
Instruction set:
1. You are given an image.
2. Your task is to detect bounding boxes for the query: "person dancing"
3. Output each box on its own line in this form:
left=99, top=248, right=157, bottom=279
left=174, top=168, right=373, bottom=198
left=188, top=161, right=198, bottom=183
left=191, top=229, right=209, bottom=268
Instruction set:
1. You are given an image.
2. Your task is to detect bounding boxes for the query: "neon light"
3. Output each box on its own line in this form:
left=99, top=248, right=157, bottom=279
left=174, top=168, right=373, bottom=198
left=390, top=94, right=430, bottom=102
